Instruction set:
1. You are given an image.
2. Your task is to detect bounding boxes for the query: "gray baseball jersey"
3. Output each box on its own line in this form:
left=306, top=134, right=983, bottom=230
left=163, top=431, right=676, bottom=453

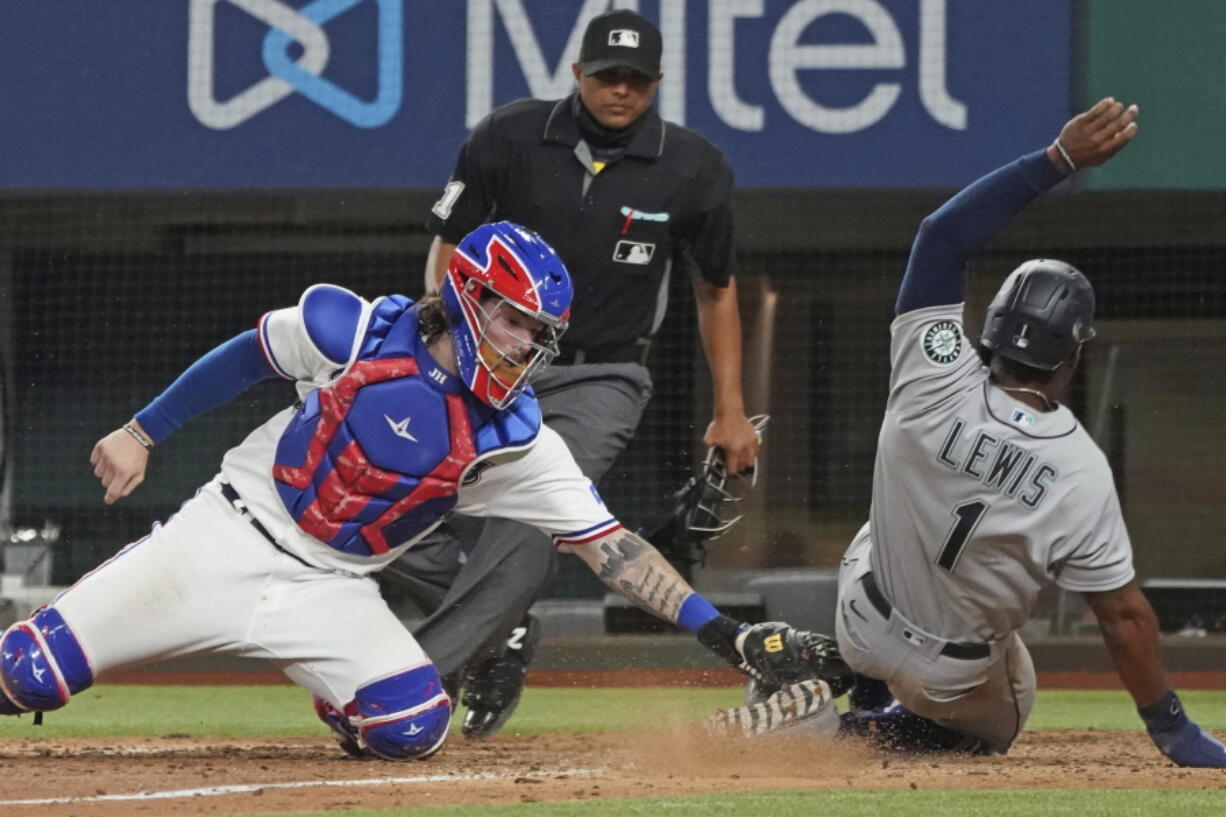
left=867, top=302, right=1134, bottom=643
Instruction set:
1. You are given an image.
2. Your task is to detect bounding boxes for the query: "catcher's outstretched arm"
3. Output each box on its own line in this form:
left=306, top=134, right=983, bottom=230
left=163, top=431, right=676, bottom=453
left=565, top=528, right=850, bottom=692
left=566, top=529, right=694, bottom=624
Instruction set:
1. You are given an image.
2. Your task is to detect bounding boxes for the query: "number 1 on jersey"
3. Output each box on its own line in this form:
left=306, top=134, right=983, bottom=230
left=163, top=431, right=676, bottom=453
left=431, top=181, right=465, bottom=220
left=936, top=500, right=989, bottom=572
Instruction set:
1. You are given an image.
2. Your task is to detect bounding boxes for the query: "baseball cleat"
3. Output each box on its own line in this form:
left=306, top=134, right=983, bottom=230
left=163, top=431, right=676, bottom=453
left=312, top=695, right=368, bottom=759
left=328, top=731, right=368, bottom=759
left=461, top=613, right=541, bottom=739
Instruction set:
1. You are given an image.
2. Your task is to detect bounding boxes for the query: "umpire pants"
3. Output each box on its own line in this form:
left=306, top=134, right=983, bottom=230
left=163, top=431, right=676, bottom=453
left=835, top=524, right=1036, bottom=754
left=388, top=362, right=652, bottom=678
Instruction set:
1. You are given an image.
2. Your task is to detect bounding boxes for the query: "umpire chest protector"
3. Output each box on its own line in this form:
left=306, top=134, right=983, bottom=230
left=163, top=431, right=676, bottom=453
left=272, top=294, right=540, bottom=557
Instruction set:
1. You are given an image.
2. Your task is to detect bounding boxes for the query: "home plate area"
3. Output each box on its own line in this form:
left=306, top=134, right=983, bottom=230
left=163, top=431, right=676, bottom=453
left=0, top=727, right=1219, bottom=817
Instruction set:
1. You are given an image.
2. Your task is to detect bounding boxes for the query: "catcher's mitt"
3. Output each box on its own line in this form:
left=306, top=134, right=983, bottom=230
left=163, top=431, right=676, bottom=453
left=636, top=415, right=768, bottom=578
left=736, top=621, right=855, bottom=698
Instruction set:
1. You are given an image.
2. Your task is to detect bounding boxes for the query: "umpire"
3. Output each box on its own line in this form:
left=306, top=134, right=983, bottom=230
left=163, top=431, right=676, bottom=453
left=393, top=9, right=761, bottom=737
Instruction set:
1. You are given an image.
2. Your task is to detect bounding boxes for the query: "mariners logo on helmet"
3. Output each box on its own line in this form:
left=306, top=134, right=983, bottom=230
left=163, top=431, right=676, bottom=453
left=922, top=320, right=963, bottom=366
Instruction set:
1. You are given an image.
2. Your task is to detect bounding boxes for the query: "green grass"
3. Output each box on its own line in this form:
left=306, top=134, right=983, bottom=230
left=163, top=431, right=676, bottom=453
left=4, top=685, right=1226, bottom=739
left=1027, top=689, right=1226, bottom=731
left=0, top=685, right=738, bottom=738
left=246, top=789, right=1226, bottom=817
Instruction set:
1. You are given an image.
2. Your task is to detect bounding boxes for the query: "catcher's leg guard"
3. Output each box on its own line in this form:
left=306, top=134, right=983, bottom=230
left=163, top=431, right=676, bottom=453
left=353, top=664, right=451, bottom=761
left=0, top=608, right=94, bottom=714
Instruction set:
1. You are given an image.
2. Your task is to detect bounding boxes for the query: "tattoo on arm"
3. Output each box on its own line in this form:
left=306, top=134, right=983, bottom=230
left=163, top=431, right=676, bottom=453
left=594, top=531, right=694, bottom=622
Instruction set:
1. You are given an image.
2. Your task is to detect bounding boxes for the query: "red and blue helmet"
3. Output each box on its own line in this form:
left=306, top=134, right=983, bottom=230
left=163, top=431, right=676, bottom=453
left=441, top=221, right=572, bottom=409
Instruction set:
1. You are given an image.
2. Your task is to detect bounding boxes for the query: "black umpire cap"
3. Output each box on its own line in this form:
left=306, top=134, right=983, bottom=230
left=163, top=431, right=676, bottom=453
left=577, top=10, right=662, bottom=78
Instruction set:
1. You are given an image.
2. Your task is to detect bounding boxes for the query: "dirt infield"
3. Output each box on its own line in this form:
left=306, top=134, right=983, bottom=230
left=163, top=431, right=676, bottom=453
left=2, top=728, right=1223, bottom=817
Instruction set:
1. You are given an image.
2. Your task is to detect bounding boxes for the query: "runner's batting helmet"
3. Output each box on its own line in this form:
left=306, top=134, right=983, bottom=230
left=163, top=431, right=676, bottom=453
left=980, top=259, right=1096, bottom=370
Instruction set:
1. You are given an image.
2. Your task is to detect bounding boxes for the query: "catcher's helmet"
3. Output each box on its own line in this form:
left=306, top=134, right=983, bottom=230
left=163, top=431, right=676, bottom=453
left=979, top=259, right=1096, bottom=371
left=442, top=221, right=572, bottom=409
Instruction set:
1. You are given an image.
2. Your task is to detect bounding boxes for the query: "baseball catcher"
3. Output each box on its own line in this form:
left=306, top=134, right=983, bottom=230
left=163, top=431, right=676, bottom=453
left=0, top=221, right=817, bottom=762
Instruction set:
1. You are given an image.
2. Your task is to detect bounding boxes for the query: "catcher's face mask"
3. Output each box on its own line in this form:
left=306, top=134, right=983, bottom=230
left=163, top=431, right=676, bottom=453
left=442, top=221, right=571, bottom=409
left=637, top=415, right=769, bottom=575
left=688, top=414, right=769, bottom=538
left=474, top=295, right=563, bottom=395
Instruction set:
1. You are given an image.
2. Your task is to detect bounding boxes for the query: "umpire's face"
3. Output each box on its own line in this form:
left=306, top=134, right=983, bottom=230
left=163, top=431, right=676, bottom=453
left=572, top=63, right=660, bottom=130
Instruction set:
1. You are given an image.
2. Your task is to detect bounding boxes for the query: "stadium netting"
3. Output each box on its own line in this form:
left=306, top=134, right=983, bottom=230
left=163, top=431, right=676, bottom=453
left=0, top=187, right=1224, bottom=607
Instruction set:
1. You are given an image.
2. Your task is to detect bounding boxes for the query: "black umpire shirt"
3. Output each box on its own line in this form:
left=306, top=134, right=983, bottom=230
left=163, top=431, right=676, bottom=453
left=426, top=94, right=737, bottom=358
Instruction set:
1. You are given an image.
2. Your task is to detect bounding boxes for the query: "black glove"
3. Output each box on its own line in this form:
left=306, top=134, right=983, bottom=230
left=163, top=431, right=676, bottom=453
left=1139, top=690, right=1226, bottom=768
left=697, top=616, right=854, bottom=697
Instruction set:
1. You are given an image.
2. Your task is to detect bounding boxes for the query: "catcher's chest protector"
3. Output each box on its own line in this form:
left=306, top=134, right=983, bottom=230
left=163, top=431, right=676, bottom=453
left=272, top=302, right=540, bottom=557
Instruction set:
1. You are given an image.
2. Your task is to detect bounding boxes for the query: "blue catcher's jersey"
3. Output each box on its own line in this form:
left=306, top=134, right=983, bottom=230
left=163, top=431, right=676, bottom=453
left=268, top=288, right=541, bottom=557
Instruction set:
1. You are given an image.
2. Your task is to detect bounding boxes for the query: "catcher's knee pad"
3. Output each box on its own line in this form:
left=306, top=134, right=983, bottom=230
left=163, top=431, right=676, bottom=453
left=354, top=664, right=451, bottom=761
left=0, top=608, right=94, bottom=713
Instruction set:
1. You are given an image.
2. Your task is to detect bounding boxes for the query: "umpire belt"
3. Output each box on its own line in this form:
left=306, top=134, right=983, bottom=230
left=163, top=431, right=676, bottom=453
left=219, top=482, right=314, bottom=570
left=860, top=572, right=990, bottom=661
left=553, top=338, right=651, bottom=366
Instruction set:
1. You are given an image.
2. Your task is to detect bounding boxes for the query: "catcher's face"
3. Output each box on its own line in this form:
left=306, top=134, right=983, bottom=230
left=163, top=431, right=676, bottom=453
left=475, top=295, right=553, bottom=385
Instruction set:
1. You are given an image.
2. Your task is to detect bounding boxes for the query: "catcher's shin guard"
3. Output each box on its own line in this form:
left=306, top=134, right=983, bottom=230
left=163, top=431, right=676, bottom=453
left=709, top=679, right=841, bottom=739
left=0, top=608, right=94, bottom=714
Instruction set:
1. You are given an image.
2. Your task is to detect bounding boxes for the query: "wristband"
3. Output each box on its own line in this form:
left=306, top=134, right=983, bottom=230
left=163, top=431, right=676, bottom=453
left=122, top=422, right=154, bottom=450
left=1053, top=139, right=1077, bottom=173
left=676, top=593, right=721, bottom=633
left=695, top=614, right=745, bottom=667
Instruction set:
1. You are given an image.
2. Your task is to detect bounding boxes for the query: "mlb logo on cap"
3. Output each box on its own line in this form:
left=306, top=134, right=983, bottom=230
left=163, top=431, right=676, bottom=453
left=578, top=10, right=662, bottom=78
left=608, top=29, right=639, bottom=48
